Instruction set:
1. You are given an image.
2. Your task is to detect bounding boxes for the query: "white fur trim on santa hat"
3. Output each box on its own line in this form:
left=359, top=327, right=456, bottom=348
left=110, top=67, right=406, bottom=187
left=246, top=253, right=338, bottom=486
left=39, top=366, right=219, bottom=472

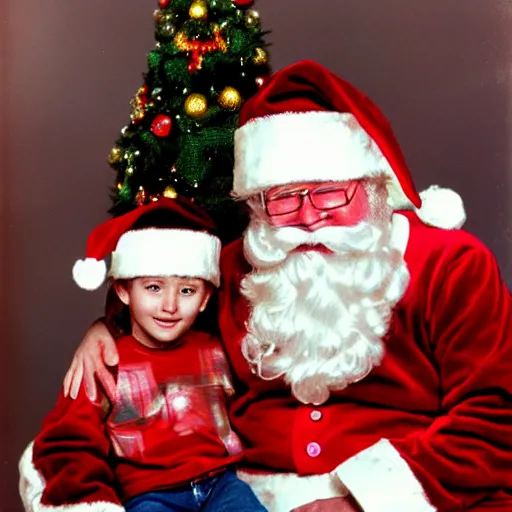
left=19, top=442, right=125, bottom=512
left=335, top=439, right=436, bottom=511
left=110, top=228, right=221, bottom=287
left=233, top=111, right=412, bottom=210
left=237, top=468, right=349, bottom=512
left=72, top=258, right=108, bottom=291
left=416, top=185, right=466, bottom=230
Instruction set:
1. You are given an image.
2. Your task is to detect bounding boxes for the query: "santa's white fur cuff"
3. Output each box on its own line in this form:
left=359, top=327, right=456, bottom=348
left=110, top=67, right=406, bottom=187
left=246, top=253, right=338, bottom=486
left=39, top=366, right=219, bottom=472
left=335, top=439, right=436, bottom=511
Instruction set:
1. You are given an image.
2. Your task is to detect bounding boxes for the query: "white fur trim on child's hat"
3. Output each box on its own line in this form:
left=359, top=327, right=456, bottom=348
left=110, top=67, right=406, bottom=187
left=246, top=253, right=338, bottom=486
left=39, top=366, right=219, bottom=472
left=72, top=198, right=221, bottom=291
left=109, top=228, right=221, bottom=287
left=72, top=258, right=108, bottom=291
left=416, top=185, right=466, bottom=230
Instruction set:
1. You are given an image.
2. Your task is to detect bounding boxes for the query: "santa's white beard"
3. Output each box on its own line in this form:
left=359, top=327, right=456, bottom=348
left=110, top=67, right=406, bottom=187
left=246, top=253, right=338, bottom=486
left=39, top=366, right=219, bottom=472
left=240, top=215, right=410, bottom=406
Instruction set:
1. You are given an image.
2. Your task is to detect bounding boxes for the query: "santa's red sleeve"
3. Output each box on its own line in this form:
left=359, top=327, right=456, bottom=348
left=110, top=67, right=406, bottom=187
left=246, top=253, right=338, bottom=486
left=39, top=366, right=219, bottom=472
left=335, top=241, right=512, bottom=511
left=19, top=387, right=124, bottom=512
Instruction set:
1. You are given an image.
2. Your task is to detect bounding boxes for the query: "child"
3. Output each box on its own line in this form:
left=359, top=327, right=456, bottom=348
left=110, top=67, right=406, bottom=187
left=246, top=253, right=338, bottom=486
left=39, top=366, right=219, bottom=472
left=24, top=197, right=267, bottom=512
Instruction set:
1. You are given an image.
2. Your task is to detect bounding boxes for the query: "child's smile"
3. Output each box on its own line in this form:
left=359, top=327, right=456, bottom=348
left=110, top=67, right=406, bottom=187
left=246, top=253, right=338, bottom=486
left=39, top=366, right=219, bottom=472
left=115, top=276, right=212, bottom=349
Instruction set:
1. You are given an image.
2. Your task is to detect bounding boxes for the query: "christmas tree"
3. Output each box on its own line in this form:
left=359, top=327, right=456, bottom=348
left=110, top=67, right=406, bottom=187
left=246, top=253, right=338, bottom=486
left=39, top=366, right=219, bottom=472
left=107, top=0, right=271, bottom=242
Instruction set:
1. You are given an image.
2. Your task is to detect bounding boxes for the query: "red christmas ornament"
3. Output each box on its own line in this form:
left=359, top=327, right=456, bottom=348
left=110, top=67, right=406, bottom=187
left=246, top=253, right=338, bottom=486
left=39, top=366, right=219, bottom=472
left=159, top=0, right=170, bottom=8
left=233, top=0, right=254, bottom=6
left=151, top=114, right=172, bottom=137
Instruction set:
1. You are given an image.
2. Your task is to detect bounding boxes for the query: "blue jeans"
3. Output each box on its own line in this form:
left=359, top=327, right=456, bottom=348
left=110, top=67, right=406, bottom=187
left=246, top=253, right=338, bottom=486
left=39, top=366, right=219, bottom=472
left=124, top=469, right=267, bottom=512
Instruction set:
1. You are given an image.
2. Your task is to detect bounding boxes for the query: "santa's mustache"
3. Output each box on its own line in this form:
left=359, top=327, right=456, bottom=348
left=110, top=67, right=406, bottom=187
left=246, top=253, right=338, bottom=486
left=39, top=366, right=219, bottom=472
left=244, top=221, right=386, bottom=268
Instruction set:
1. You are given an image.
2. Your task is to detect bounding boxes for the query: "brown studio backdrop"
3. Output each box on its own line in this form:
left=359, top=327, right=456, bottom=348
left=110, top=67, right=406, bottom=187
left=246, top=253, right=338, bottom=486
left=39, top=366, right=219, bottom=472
left=2, top=1, right=512, bottom=510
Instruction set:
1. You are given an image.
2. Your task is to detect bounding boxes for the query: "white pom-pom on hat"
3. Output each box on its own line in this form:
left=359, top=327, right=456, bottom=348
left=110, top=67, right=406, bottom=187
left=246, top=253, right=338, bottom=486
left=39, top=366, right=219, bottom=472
left=72, top=258, right=107, bottom=291
left=415, top=185, right=466, bottom=230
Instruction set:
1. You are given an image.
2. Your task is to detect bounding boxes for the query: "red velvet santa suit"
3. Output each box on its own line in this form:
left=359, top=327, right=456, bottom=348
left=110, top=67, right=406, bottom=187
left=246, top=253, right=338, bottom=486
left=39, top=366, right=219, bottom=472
left=28, top=332, right=242, bottom=511
left=218, top=211, right=512, bottom=512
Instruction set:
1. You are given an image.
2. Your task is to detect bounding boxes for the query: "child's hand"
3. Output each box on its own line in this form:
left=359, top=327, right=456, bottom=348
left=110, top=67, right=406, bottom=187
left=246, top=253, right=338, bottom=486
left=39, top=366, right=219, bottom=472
left=63, top=318, right=119, bottom=402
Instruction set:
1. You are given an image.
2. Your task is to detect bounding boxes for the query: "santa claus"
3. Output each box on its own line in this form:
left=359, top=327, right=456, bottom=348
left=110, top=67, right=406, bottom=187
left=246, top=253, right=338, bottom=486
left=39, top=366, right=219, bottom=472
left=19, top=60, right=512, bottom=511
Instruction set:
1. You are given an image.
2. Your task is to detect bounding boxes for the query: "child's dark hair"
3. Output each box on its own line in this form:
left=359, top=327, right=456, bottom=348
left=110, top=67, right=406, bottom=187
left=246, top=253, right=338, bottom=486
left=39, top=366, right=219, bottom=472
left=104, top=207, right=219, bottom=338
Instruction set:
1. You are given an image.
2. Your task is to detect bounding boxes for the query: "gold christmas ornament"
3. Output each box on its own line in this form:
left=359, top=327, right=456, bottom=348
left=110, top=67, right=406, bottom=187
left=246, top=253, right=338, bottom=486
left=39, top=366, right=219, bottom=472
left=158, top=22, right=176, bottom=38
left=245, top=10, right=260, bottom=27
left=163, top=186, right=178, bottom=199
left=253, top=47, right=268, bottom=65
left=156, top=12, right=176, bottom=38
left=218, top=86, right=242, bottom=110
left=184, top=93, right=208, bottom=118
left=189, top=0, right=208, bottom=20
left=108, top=147, right=122, bottom=165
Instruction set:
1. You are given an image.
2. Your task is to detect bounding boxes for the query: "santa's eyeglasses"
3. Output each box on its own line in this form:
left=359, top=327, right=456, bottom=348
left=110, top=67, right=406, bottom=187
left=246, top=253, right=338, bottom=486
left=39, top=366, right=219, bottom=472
left=262, top=182, right=359, bottom=217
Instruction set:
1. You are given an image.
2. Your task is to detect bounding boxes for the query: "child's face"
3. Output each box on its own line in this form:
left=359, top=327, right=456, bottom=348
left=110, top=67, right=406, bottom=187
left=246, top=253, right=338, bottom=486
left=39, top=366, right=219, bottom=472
left=114, top=276, right=212, bottom=349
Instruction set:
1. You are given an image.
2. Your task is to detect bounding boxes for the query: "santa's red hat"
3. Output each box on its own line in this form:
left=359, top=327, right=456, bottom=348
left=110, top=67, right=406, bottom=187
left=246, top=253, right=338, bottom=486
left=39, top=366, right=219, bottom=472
left=72, top=197, right=221, bottom=291
left=233, top=60, right=465, bottom=229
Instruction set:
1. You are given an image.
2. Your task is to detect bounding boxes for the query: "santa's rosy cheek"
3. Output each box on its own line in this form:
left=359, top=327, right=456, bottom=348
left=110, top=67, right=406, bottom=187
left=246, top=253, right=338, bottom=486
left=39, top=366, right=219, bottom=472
left=326, top=186, right=370, bottom=227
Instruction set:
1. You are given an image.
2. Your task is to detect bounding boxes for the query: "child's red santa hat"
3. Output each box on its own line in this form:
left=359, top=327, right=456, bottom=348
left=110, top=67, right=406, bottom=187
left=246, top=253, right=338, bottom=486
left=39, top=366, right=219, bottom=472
left=233, top=60, right=465, bottom=230
left=72, top=197, right=221, bottom=291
